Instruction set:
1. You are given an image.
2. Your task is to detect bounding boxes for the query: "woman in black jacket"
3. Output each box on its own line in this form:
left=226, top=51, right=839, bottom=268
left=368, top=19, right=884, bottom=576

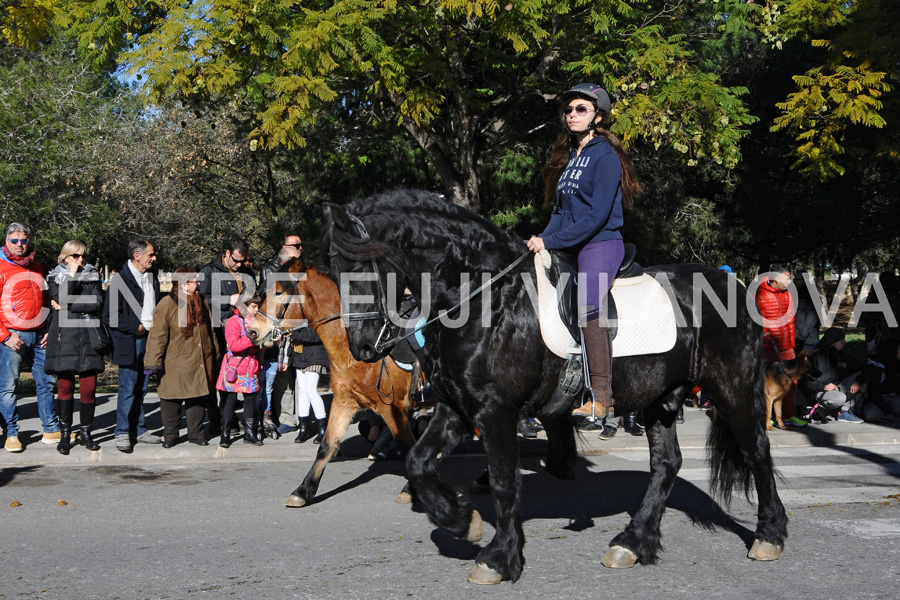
left=287, top=325, right=330, bottom=443
left=45, top=241, right=106, bottom=454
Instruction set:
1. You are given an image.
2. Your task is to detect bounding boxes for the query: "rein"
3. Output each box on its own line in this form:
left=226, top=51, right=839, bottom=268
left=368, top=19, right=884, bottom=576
left=372, top=250, right=532, bottom=353
left=343, top=213, right=532, bottom=354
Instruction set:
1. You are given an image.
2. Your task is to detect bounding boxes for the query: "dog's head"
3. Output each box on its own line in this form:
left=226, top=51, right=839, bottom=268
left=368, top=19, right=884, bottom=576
left=784, top=350, right=819, bottom=381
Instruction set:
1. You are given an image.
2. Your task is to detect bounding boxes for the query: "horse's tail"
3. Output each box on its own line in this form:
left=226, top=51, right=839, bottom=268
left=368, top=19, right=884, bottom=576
left=706, top=359, right=769, bottom=506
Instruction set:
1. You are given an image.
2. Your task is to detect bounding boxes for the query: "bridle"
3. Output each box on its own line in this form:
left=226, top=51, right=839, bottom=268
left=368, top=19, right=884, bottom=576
left=338, top=214, right=532, bottom=355
left=254, top=277, right=342, bottom=346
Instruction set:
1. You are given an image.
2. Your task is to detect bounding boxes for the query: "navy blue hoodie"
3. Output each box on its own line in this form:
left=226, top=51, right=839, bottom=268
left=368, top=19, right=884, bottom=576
left=540, top=136, right=623, bottom=250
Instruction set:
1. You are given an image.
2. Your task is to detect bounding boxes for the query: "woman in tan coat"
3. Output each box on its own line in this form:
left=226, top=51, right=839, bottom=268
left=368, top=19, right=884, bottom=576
left=145, top=267, right=219, bottom=447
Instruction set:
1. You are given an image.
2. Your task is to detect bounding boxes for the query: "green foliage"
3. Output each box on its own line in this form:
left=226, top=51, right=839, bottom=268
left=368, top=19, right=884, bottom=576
left=772, top=61, right=891, bottom=178
left=1, top=0, right=56, bottom=49
left=768, top=1, right=898, bottom=178
left=0, top=37, right=134, bottom=265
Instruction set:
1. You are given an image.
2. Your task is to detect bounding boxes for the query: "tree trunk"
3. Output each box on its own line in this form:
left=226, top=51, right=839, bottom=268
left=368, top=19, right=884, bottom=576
left=390, top=93, right=481, bottom=212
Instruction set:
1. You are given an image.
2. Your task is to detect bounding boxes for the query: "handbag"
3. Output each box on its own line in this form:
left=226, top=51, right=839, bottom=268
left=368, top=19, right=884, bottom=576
left=222, top=353, right=246, bottom=384
left=84, top=314, right=113, bottom=355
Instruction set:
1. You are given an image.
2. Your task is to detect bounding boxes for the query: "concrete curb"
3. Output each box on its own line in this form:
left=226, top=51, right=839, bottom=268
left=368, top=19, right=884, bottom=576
left=4, top=394, right=900, bottom=467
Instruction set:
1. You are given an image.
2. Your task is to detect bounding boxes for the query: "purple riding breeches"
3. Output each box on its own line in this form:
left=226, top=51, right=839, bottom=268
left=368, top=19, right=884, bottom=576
left=577, top=239, right=625, bottom=323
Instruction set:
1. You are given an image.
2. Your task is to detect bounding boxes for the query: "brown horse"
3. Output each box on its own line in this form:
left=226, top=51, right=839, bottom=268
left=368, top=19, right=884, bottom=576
left=247, top=258, right=416, bottom=507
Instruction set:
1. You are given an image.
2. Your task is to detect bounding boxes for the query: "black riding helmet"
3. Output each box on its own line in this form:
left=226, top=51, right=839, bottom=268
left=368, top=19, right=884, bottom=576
left=559, top=82, right=612, bottom=115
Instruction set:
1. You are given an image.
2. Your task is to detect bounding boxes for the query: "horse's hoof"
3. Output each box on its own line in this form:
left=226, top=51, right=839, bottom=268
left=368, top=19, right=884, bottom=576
left=601, top=545, right=639, bottom=568
left=394, top=491, right=413, bottom=504
left=466, top=562, right=502, bottom=585
left=466, top=510, right=484, bottom=543
left=284, top=494, right=307, bottom=508
left=748, top=539, right=783, bottom=561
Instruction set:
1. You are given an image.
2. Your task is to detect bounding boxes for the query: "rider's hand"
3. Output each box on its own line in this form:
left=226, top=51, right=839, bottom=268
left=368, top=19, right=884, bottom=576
left=526, top=236, right=545, bottom=253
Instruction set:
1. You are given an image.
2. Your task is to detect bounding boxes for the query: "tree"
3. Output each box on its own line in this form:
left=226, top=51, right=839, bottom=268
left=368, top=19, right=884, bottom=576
left=59, top=0, right=764, bottom=211
left=0, top=36, right=137, bottom=266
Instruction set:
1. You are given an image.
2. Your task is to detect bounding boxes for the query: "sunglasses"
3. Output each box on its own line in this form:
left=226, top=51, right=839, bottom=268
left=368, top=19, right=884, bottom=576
left=8, top=238, right=29, bottom=245
left=285, top=243, right=303, bottom=249
left=231, top=257, right=248, bottom=264
left=70, top=253, right=85, bottom=259
left=563, top=105, right=595, bottom=116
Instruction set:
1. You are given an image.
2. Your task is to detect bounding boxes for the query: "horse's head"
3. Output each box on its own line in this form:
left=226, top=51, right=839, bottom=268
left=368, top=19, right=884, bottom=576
left=322, top=202, right=407, bottom=363
left=247, top=257, right=308, bottom=348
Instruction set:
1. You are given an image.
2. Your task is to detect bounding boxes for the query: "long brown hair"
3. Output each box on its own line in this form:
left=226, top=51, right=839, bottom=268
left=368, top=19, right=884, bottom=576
left=542, top=103, right=641, bottom=208
left=170, top=266, right=206, bottom=338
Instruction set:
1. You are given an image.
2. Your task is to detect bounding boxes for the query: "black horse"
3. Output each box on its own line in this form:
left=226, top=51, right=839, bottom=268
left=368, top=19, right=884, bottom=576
left=321, top=189, right=787, bottom=584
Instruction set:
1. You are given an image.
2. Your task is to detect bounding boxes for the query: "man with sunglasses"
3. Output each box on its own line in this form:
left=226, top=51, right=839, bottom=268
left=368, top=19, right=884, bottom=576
left=0, top=223, right=59, bottom=452
left=199, top=238, right=255, bottom=437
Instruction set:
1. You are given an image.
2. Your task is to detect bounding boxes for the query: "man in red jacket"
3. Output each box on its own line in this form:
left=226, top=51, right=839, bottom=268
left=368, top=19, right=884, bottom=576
left=756, top=265, right=806, bottom=427
left=0, top=223, right=58, bottom=452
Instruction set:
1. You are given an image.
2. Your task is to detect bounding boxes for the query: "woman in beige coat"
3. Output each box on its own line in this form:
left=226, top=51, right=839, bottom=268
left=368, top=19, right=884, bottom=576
left=145, top=267, right=219, bottom=447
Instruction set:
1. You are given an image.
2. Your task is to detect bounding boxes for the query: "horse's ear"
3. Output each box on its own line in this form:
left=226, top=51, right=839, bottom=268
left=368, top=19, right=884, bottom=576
left=324, top=203, right=353, bottom=232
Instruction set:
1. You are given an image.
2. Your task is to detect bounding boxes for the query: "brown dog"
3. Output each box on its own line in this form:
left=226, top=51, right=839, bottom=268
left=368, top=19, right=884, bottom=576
left=765, top=350, right=811, bottom=430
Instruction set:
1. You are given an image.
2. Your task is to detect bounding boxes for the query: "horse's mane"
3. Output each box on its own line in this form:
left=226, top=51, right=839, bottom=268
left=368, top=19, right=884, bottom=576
left=323, top=189, right=524, bottom=272
left=273, top=256, right=337, bottom=296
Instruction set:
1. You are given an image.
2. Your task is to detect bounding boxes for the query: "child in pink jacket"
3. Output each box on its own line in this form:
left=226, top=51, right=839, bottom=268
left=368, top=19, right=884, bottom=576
left=216, top=295, right=264, bottom=447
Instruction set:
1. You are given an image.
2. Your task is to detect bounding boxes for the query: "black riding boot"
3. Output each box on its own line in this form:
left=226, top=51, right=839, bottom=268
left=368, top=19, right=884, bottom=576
left=242, top=400, right=263, bottom=446
left=313, top=418, right=327, bottom=444
left=243, top=416, right=264, bottom=446
left=78, top=402, right=101, bottom=450
left=623, top=412, right=644, bottom=436
left=56, top=398, right=73, bottom=455
left=295, top=417, right=310, bottom=443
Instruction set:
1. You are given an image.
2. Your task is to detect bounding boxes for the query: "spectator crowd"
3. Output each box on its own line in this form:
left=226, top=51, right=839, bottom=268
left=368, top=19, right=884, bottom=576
left=0, top=224, right=346, bottom=455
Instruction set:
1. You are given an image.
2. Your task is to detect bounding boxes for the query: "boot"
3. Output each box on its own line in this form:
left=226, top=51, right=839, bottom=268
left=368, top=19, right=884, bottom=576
left=56, top=398, right=74, bottom=455
left=295, top=417, right=310, bottom=443
left=243, top=415, right=264, bottom=446
left=313, top=418, right=327, bottom=444
left=623, top=412, right=644, bottom=437
left=219, top=429, right=231, bottom=448
left=78, top=402, right=101, bottom=451
left=581, top=321, right=614, bottom=420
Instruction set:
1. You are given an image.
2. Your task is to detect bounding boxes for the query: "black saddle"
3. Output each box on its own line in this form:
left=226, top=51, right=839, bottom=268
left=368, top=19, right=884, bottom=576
left=547, top=243, right=642, bottom=342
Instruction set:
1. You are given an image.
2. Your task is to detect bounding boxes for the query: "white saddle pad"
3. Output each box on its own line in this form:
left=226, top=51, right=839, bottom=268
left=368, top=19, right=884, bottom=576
left=533, top=250, right=678, bottom=358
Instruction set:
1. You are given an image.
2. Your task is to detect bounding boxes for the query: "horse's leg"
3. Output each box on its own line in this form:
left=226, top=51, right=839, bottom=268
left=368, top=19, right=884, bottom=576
left=604, top=391, right=686, bottom=568
left=541, top=416, right=576, bottom=481
left=405, top=402, right=483, bottom=539
left=284, top=398, right=355, bottom=508
left=379, top=397, right=417, bottom=503
left=466, top=406, right=526, bottom=584
left=709, top=381, right=788, bottom=560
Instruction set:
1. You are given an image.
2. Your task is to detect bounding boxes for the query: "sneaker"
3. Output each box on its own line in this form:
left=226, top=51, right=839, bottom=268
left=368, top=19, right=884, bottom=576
left=598, top=425, right=618, bottom=441
left=837, top=411, right=863, bottom=424
left=784, top=416, right=808, bottom=427
left=5, top=436, right=23, bottom=452
left=41, top=431, right=62, bottom=444
left=136, top=432, right=163, bottom=444
left=276, top=423, right=298, bottom=434
left=576, top=418, right=603, bottom=431
left=263, top=411, right=277, bottom=431
left=624, top=422, right=645, bottom=437
left=115, top=436, right=133, bottom=453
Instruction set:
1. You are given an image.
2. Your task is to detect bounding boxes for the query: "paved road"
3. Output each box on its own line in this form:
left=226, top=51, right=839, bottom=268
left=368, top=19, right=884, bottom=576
left=3, top=394, right=900, bottom=599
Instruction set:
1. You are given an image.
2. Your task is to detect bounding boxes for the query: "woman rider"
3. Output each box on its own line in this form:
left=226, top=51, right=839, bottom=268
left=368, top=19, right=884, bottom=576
left=527, top=83, right=641, bottom=421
